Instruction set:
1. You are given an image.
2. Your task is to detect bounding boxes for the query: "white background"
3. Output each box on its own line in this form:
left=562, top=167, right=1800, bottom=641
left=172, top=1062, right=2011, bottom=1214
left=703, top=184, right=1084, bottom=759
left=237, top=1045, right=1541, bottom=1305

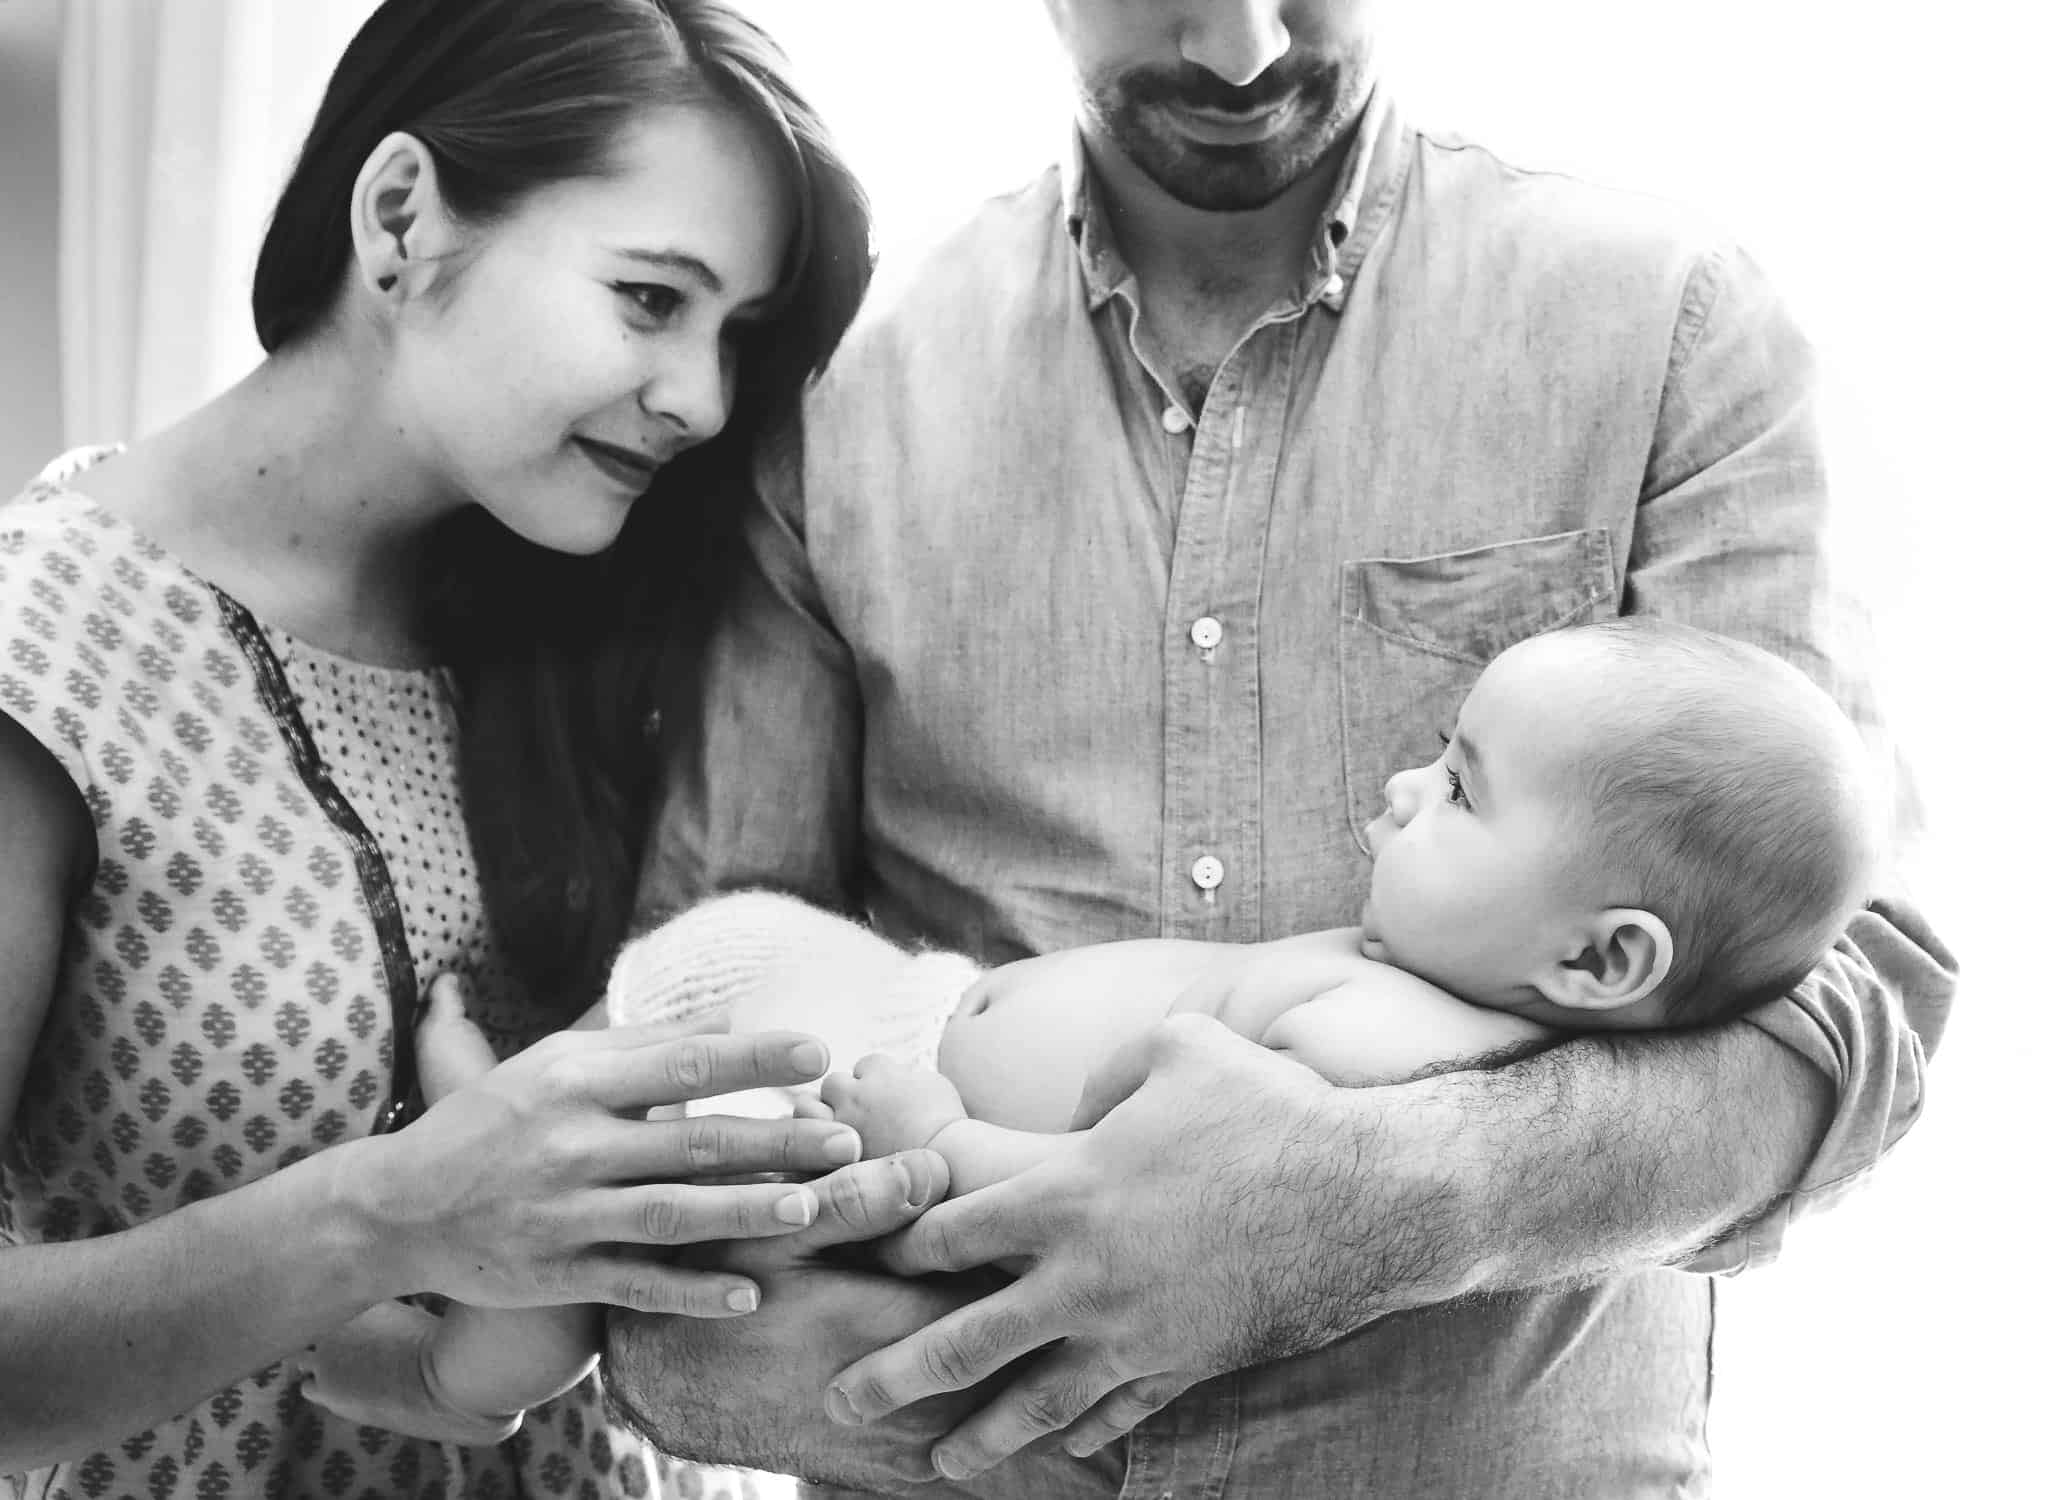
left=3, top=2, right=2038, bottom=1494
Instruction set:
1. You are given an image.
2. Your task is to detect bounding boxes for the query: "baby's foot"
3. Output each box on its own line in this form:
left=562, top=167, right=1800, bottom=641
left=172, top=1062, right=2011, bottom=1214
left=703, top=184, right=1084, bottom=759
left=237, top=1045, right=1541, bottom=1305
left=295, top=1300, right=520, bottom=1445
left=819, top=1053, right=968, bottom=1158
left=416, top=975, right=502, bottom=1106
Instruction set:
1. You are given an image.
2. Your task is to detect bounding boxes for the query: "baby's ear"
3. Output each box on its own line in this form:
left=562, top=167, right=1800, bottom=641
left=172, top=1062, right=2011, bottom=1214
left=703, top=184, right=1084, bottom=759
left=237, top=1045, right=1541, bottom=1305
left=1534, top=909, right=1674, bottom=1015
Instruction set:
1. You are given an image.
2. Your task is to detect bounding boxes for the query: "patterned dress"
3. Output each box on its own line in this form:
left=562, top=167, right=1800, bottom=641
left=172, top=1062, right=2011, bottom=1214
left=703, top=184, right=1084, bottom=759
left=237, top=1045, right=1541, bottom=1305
left=0, top=452, right=770, bottom=1500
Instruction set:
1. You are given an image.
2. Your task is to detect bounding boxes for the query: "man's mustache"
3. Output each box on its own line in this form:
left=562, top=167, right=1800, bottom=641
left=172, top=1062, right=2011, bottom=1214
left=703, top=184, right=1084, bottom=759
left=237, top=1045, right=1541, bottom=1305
left=1117, top=57, right=1336, bottom=114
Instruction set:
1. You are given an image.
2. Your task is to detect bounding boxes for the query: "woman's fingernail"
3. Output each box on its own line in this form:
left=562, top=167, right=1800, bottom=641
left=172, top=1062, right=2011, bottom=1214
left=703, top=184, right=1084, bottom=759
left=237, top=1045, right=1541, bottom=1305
left=826, top=1386, right=864, bottom=1426
left=774, top=1188, right=817, bottom=1226
left=790, top=1041, right=828, bottom=1077
left=725, top=1286, right=759, bottom=1313
left=896, top=1156, right=936, bottom=1207
left=823, top=1129, right=861, bottom=1165
left=935, top=1449, right=976, bottom=1480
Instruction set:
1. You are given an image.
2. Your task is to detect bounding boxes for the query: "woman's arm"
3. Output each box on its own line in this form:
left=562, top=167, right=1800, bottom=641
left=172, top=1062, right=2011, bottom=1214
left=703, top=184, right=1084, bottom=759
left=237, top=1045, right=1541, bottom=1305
left=0, top=721, right=868, bottom=1469
left=0, top=720, right=400, bottom=1464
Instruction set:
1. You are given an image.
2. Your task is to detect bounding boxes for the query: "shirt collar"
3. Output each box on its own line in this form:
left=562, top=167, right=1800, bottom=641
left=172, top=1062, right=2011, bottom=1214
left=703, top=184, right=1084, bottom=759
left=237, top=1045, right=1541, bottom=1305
left=1061, top=78, right=1407, bottom=314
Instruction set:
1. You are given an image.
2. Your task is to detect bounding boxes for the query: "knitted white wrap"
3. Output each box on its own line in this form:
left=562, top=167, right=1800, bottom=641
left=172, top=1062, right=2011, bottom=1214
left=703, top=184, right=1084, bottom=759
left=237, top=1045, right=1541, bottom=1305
left=603, top=892, right=981, bottom=1113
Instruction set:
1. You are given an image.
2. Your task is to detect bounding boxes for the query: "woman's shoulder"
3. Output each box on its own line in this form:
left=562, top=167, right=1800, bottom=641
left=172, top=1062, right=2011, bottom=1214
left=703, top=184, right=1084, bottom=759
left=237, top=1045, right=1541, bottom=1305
left=0, top=445, right=220, bottom=789
left=3, top=444, right=197, bottom=601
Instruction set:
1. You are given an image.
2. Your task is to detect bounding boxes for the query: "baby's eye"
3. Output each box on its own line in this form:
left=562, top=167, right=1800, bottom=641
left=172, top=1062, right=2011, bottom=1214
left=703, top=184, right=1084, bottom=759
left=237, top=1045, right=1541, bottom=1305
left=616, top=283, right=684, bottom=324
left=1445, top=766, right=1471, bottom=810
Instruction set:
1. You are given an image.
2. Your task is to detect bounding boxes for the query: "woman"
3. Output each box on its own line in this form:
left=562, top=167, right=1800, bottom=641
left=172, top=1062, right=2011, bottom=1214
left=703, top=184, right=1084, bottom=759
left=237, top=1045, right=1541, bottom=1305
left=0, top=0, right=874, bottom=1494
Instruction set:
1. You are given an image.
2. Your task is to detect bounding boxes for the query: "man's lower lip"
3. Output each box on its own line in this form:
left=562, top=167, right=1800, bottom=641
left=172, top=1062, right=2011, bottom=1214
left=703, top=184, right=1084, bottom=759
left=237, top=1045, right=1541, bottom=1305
left=575, top=440, right=654, bottom=491
left=1173, top=94, right=1295, bottom=144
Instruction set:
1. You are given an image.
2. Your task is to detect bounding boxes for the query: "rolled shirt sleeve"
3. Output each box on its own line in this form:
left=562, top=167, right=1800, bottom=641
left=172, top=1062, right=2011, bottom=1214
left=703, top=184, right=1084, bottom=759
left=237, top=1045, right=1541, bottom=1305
left=1625, top=244, right=1958, bottom=1271
left=637, top=419, right=867, bottom=925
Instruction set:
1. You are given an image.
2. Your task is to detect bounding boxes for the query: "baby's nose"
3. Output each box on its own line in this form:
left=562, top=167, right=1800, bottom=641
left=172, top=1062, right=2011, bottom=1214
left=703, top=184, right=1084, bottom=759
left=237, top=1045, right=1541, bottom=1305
left=1382, top=764, right=1426, bottom=824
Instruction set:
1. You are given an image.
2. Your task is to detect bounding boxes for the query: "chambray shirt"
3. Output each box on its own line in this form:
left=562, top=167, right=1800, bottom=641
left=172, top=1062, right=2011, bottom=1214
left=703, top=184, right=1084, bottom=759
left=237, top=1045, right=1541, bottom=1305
left=646, top=84, right=1955, bottom=1499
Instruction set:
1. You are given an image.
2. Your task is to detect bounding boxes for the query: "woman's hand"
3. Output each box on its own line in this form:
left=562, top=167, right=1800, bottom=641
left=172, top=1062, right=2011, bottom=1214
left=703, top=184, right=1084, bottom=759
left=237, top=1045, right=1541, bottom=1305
left=340, top=987, right=868, bottom=1318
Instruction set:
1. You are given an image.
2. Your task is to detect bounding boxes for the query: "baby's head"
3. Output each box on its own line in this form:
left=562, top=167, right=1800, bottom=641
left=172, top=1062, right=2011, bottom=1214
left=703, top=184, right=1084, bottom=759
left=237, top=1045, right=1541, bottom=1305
left=1358, top=619, right=1882, bottom=1028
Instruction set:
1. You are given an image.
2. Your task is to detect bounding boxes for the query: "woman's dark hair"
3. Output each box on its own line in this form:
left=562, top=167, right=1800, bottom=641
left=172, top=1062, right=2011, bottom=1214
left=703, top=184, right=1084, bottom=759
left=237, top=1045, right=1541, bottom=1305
left=252, top=0, right=873, bottom=1011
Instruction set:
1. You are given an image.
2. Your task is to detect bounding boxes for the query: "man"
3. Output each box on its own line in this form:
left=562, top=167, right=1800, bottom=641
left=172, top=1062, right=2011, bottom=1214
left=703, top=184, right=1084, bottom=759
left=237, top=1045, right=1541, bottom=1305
left=607, top=1, right=1955, bottom=1494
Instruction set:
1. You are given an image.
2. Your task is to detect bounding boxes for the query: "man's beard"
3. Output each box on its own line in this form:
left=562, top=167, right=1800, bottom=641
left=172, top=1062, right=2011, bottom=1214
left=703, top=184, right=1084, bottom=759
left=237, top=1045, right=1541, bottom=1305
left=1082, top=49, right=1368, bottom=212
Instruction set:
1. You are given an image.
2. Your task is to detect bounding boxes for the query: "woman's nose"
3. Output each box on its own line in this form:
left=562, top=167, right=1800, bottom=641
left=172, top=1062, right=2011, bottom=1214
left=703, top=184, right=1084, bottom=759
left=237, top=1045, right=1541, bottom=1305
left=643, top=338, right=731, bottom=444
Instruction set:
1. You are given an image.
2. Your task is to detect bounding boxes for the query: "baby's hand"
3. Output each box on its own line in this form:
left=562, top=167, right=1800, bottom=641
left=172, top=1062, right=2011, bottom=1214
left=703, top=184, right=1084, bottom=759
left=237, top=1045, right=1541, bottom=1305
left=819, top=1053, right=967, bottom=1158
left=295, top=1301, right=520, bottom=1445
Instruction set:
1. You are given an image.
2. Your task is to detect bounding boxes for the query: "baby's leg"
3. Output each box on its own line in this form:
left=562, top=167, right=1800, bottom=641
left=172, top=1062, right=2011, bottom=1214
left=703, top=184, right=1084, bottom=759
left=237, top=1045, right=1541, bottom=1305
left=301, top=977, right=598, bottom=1438
left=415, top=979, right=600, bottom=1421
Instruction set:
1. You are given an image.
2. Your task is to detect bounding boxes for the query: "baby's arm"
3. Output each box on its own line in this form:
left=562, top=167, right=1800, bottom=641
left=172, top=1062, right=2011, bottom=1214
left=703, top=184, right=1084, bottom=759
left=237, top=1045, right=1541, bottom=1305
left=821, top=1054, right=1077, bottom=1200
left=299, top=979, right=598, bottom=1440
left=1257, top=964, right=1557, bottom=1086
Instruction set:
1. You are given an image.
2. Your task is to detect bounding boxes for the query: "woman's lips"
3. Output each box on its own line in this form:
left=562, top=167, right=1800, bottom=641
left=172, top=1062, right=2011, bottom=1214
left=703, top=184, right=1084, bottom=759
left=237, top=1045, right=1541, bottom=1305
left=574, top=437, right=659, bottom=491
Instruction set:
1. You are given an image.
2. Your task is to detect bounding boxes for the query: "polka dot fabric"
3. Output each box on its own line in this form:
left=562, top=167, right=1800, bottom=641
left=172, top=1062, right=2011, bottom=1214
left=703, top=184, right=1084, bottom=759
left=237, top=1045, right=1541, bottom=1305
left=0, top=453, right=765, bottom=1500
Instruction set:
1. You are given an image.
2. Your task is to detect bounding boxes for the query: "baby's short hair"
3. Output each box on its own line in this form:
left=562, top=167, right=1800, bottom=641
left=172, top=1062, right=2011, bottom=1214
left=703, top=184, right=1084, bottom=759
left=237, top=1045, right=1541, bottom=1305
left=1554, top=619, right=1882, bottom=1025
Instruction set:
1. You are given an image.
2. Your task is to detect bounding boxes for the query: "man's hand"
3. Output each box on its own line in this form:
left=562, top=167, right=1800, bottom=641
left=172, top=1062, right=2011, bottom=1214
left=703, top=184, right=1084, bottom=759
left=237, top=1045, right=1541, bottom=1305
left=604, top=1149, right=1015, bottom=1491
left=824, top=1016, right=1473, bottom=1480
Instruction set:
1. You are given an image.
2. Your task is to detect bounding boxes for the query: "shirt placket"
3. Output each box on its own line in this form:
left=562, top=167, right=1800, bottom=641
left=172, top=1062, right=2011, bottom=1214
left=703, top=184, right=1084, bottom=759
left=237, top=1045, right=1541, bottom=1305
left=1126, top=313, right=1304, bottom=944
left=1111, top=293, right=1325, bottom=1497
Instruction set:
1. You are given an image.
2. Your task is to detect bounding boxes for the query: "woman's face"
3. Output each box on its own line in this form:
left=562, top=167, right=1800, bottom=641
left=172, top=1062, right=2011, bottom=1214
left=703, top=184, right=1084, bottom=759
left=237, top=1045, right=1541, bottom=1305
left=393, top=105, right=794, bottom=555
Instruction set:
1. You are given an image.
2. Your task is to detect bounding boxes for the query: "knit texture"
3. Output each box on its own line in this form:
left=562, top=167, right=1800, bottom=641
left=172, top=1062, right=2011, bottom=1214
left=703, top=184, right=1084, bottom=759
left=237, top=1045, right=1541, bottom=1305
left=605, top=892, right=980, bottom=1083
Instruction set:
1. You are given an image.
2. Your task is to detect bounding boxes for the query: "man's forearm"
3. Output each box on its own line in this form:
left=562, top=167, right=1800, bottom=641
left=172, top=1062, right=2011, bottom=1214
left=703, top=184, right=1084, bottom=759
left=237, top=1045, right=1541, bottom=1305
left=1355, top=1020, right=1830, bottom=1309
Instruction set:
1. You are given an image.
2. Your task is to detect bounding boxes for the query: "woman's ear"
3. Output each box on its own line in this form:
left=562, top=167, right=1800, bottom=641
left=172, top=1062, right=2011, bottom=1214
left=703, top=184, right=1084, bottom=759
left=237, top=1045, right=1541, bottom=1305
left=1534, top=908, right=1675, bottom=1015
left=350, top=131, right=451, bottom=302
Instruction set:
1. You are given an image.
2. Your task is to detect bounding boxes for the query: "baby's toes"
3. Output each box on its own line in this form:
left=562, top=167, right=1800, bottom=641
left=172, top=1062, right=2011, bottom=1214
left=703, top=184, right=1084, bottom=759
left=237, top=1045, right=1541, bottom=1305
left=416, top=976, right=501, bottom=1104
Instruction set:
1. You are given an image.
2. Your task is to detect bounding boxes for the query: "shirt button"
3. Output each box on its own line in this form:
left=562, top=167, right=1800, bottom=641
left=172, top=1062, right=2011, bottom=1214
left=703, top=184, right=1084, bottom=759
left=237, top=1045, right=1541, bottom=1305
left=1161, top=405, right=1193, bottom=435
left=1189, top=616, right=1223, bottom=650
left=1190, top=855, right=1225, bottom=891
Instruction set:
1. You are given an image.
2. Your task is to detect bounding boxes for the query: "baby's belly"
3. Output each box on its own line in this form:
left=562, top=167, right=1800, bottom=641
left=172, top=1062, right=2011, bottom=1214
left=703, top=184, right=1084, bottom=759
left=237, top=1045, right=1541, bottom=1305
left=938, top=945, right=1209, bottom=1132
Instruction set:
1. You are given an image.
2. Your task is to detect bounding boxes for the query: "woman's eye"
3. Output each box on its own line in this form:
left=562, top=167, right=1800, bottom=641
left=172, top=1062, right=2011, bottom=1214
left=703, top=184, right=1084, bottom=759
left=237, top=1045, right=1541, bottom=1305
left=617, top=283, right=683, bottom=323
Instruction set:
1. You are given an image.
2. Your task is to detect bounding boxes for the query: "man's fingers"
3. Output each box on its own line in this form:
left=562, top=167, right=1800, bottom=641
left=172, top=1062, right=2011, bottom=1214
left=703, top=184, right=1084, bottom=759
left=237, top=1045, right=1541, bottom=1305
left=795, top=1150, right=948, bottom=1251
left=595, top=1112, right=861, bottom=1181
left=589, top=1029, right=831, bottom=1110
left=828, top=1283, right=1052, bottom=1423
left=1069, top=1027, right=1164, bottom=1129
left=1060, top=1372, right=1193, bottom=1457
left=874, top=1178, right=1032, bottom=1276
left=927, top=1348, right=1136, bottom=1480
left=1070, top=1014, right=1229, bottom=1128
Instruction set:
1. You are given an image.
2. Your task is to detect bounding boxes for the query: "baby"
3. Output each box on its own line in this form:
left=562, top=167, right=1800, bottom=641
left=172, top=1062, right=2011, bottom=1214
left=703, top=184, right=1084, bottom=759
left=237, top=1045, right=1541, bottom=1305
left=300, top=617, right=1883, bottom=1434
left=807, top=615, right=1886, bottom=1192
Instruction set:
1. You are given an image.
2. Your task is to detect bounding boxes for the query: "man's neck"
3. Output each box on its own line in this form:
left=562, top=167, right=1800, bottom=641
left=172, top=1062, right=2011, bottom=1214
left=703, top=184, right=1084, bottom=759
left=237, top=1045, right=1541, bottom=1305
left=1081, top=124, right=1351, bottom=320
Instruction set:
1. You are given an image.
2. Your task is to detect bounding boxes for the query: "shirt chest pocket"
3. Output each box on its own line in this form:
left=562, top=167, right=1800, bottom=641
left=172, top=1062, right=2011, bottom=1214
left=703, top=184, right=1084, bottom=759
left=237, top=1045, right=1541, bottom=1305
left=1336, top=528, right=1618, bottom=851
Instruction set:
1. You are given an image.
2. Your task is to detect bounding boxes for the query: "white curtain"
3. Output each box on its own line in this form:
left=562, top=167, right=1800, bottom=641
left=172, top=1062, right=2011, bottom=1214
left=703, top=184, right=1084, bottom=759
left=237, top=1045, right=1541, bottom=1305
left=58, top=0, right=376, bottom=445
